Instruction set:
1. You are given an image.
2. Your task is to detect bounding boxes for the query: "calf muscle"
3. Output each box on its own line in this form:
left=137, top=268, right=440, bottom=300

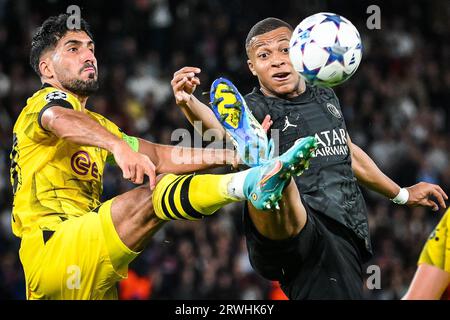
left=111, top=184, right=166, bottom=251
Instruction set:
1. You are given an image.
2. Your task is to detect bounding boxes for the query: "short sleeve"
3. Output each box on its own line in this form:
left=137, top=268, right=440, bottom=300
left=19, top=88, right=82, bottom=143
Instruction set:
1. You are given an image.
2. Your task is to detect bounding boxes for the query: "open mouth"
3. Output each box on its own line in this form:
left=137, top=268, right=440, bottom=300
left=272, top=72, right=290, bottom=81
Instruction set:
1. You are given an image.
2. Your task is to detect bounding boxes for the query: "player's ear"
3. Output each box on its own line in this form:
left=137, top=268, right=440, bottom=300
left=39, top=58, right=53, bottom=79
left=247, top=59, right=257, bottom=76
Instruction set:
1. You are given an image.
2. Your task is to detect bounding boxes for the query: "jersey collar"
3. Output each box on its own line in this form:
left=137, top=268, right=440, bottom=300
left=251, top=84, right=313, bottom=104
left=41, top=83, right=54, bottom=89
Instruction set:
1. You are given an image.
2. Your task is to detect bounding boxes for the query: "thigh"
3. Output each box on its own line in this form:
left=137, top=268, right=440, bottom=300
left=309, top=225, right=364, bottom=299
left=244, top=201, right=364, bottom=300
left=243, top=202, right=320, bottom=283
left=278, top=210, right=363, bottom=300
left=21, top=203, right=137, bottom=300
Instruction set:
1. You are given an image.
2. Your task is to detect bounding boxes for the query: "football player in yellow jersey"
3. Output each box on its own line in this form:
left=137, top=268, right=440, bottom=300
left=11, top=14, right=317, bottom=300
left=403, top=208, right=450, bottom=300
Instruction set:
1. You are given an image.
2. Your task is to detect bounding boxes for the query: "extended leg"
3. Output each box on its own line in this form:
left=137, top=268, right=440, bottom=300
left=248, top=179, right=307, bottom=240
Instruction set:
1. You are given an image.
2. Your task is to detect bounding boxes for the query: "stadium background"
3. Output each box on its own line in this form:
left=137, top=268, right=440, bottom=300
left=0, top=0, right=449, bottom=300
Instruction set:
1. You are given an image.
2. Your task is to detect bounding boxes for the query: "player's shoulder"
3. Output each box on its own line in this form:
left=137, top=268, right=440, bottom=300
left=31, top=83, right=69, bottom=103
left=244, top=88, right=270, bottom=122
left=244, top=87, right=264, bottom=103
left=308, top=84, right=337, bottom=100
left=307, top=84, right=343, bottom=113
left=26, top=83, right=81, bottom=111
left=244, top=87, right=270, bottom=111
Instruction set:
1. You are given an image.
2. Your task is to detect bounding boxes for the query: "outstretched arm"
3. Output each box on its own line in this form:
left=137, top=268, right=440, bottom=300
left=348, top=134, right=448, bottom=211
left=137, top=138, right=237, bottom=174
left=171, top=67, right=226, bottom=138
left=171, top=66, right=273, bottom=138
left=403, top=263, right=450, bottom=300
left=41, top=106, right=157, bottom=188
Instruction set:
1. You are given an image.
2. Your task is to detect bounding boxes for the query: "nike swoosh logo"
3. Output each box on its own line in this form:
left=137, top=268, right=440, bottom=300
left=258, top=160, right=283, bottom=187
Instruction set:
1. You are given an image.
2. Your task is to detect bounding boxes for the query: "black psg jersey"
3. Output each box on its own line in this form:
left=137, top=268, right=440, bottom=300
left=245, top=85, right=373, bottom=260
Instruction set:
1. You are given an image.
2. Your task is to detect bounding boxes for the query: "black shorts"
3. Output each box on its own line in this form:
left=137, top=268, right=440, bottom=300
left=244, top=202, right=364, bottom=300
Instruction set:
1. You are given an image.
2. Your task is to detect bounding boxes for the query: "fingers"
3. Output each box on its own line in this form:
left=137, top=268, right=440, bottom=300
left=172, top=72, right=197, bottom=83
left=123, top=165, right=138, bottom=183
left=171, top=72, right=200, bottom=100
left=122, top=166, right=131, bottom=180
left=435, top=185, right=449, bottom=202
left=408, top=183, right=448, bottom=211
left=186, top=76, right=200, bottom=87
left=129, top=165, right=136, bottom=182
left=144, top=162, right=157, bottom=190
left=261, top=115, right=273, bottom=133
left=173, top=67, right=201, bottom=77
left=171, top=73, right=188, bottom=87
left=172, top=76, right=188, bottom=92
left=172, top=77, right=190, bottom=104
left=172, top=69, right=201, bottom=87
left=121, top=156, right=153, bottom=187
left=170, top=72, right=200, bottom=87
left=424, top=199, right=439, bottom=212
left=430, top=187, right=447, bottom=209
left=134, top=166, right=144, bottom=185
left=190, top=77, right=200, bottom=86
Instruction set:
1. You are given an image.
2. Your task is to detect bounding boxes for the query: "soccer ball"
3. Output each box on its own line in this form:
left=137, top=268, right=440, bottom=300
left=289, top=12, right=362, bottom=87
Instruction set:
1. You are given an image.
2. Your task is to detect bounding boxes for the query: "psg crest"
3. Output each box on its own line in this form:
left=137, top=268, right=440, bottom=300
left=326, top=103, right=341, bottom=119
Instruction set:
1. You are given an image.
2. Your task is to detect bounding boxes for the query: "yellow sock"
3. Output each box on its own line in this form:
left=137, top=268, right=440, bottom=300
left=152, top=173, right=239, bottom=221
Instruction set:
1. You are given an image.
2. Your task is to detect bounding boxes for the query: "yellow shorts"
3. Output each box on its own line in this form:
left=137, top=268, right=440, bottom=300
left=19, top=199, right=139, bottom=300
left=418, top=209, right=450, bottom=272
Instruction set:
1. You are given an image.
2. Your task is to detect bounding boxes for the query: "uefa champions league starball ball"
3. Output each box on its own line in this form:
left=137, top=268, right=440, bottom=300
left=289, top=12, right=362, bottom=87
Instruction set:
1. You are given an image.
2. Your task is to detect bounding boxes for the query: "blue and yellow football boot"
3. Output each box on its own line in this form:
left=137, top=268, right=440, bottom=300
left=210, top=77, right=270, bottom=167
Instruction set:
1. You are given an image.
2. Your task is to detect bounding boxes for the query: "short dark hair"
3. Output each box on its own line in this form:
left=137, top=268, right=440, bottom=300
left=30, top=14, right=94, bottom=76
left=245, top=17, right=293, bottom=56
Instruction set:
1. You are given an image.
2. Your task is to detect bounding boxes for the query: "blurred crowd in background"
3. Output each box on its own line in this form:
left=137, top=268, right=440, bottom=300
left=0, top=0, right=449, bottom=299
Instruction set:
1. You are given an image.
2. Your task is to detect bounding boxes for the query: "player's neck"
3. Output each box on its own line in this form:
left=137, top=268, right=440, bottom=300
left=285, top=81, right=306, bottom=99
left=44, top=80, right=88, bottom=109
left=71, top=93, right=88, bottom=108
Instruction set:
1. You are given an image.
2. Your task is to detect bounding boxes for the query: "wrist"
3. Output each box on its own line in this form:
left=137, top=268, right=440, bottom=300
left=391, top=187, right=409, bottom=205
left=111, top=139, right=129, bottom=155
left=184, top=94, right=195, bottom=107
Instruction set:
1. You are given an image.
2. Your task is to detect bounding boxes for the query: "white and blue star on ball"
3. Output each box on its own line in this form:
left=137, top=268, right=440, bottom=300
left=299, top=38, right=349, bottom=80
left=325, top=39, right=348, bottom=66
left=322, top=13, right=345, bottom=27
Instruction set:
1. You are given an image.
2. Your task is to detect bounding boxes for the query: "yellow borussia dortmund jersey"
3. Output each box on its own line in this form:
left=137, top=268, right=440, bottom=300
left=10, top=84, right=123, bottom=237
left=418, top=208, right=450, bottom=272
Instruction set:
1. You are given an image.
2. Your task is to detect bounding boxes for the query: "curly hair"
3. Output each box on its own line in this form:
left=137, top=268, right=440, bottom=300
left=30, top=14, right=93, bottom=76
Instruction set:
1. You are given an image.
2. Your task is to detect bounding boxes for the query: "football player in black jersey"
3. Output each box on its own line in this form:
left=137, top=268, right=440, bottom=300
left=170, top=18, right=448, bottom=299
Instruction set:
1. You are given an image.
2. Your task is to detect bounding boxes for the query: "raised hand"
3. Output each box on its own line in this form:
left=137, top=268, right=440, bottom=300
left=407, top=182, right=448, bottom=211
left=171, top=66, right=201, bottom=106
left=112, top=142, right=157, bottom=190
